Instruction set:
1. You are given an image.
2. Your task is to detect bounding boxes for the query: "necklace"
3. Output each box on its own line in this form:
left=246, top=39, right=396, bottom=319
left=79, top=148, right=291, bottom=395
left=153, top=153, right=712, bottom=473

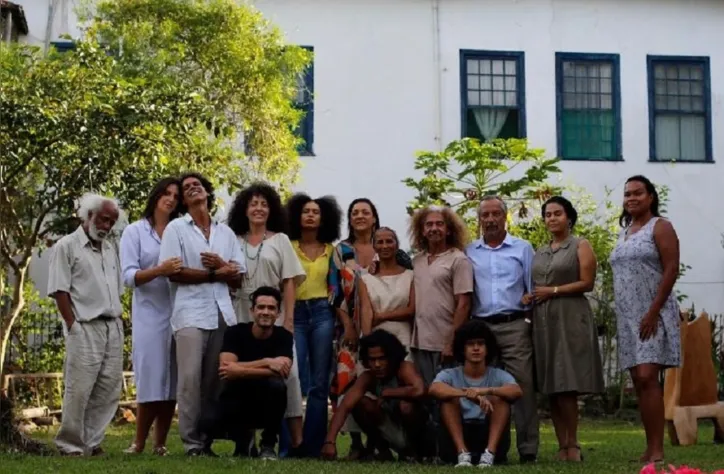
left=244, top=232, right=267, bottom=260
left=243, top=232, right=267, bottom=283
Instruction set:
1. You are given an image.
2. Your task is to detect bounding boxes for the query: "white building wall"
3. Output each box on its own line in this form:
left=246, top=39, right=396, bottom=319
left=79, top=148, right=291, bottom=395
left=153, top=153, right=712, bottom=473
left=15, top=0, right=724, bottom=314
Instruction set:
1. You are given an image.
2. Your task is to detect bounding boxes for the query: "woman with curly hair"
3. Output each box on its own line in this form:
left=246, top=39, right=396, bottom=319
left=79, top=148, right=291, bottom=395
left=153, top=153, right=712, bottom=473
left=407, top=205, right=473, bottom=387
left=285, top=193, right=342, bottom=457
left=226, top=182, right=306, bottom=456
left=330, top=198, right=413, bottom=459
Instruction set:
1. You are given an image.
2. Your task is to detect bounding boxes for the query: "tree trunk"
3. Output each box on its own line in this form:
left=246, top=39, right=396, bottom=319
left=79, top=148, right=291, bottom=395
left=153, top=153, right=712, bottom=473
left=0, top=263, right=51, bottom=453
left=0, top=391, right=51, bottom=454
left=0, top=265, right=27, bottom=383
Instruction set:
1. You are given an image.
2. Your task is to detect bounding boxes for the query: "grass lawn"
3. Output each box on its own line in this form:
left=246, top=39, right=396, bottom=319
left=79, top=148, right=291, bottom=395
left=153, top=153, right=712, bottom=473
left=1, top=419, right=722, bottom=473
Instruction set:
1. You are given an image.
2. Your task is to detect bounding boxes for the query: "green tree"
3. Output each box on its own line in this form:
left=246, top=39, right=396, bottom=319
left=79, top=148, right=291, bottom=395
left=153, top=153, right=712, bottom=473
left=0, top=0, right=309, bottom=379
left=403, top=137, right=561, bottom=239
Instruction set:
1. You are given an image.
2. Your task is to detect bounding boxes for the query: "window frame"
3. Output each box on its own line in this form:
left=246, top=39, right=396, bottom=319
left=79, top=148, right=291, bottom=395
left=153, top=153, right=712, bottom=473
left=647, top=55, right=713, bottom=163
left=296, top=45, right=314, bottom=156
left=459, top=49, right=526, bottom=140
left=51, top=41, right=76, bottom=53
left=555, top=52, right=622, bottom=162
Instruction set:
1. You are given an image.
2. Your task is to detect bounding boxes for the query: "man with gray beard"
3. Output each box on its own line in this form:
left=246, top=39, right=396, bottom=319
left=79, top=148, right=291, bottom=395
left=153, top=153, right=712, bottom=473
left=48, top=194, right=125, bottom=456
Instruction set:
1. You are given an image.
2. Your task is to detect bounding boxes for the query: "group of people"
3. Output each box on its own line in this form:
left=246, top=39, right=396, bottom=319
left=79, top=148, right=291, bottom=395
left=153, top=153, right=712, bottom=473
left=47, top=172, right=681, bottom=467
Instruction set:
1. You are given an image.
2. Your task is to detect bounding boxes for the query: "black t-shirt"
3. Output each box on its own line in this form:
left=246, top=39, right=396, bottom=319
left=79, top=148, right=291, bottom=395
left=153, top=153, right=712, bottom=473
left=221, top=323, right=293, bottom=362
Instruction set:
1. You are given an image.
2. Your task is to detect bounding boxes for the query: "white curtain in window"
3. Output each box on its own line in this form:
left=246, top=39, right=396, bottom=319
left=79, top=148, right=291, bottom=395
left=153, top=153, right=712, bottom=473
left=679, top=116, right=706, bottom=161
left=473, top=109, right=509, bottom=141
left=655, top=115, right=705, bottom=161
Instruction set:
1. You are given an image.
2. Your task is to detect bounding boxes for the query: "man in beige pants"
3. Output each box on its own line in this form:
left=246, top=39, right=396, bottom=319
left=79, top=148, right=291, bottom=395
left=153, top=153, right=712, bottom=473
left=48, top=194, right=125, bottom=456
left=159, top=172, right=245, bottom=456
left=465, top=196, right=539, bottom=464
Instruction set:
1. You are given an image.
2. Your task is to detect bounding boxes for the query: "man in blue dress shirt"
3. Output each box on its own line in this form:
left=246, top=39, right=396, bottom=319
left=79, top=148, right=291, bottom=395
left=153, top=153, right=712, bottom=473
left=464, top=195, right=539, bottom=463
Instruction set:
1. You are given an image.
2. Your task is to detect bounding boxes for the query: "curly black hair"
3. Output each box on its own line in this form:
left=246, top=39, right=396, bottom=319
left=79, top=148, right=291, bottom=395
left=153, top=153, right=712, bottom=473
left=359, top=329, right=408, bottom=376
left=346, top=198, right=380, bottom=243
left=286, top=193, right=342, bottom=243
left=142, top=176, right=182, bottom=225
left=542, top=196, right=578, bottom=228
left=179, top=172, right=215, bottom=214
left=453, top=320, right=500, bottom=365
left=227, top=182, right=287, bottom=236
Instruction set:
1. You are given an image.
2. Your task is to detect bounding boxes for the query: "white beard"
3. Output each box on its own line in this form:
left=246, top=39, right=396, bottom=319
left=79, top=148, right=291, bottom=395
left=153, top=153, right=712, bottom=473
left=88, top=221, right=108, bottom=241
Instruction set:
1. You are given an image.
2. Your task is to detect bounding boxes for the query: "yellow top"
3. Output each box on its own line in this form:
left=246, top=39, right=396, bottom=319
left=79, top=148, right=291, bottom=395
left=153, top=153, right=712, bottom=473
left=293, top=241, right=333, bottom=300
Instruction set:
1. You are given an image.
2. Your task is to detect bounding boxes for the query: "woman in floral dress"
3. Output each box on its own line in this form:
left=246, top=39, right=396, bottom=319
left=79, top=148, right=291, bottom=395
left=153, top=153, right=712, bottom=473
left=609, top=175, right=681, bottom=464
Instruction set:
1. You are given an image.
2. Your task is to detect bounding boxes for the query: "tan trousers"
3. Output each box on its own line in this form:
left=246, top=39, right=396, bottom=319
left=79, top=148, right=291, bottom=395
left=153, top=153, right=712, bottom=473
left=55, top=318, right=124, bottom=455
left=174, top=314, right=226, bottom=452
left=483, top=317, right=540, bottom=457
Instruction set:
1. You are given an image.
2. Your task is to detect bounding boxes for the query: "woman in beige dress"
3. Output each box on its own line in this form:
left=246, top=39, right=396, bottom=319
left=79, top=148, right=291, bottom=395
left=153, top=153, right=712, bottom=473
left=226, top=183, right=306, bottom=456
left=524, top=196, right=604, bottom=462
left=359, top=227, right=415, bottom=350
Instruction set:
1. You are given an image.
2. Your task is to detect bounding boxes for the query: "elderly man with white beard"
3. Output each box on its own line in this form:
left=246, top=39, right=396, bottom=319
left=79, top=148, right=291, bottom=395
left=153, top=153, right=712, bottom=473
left=48, top=193, right=125, bottom=456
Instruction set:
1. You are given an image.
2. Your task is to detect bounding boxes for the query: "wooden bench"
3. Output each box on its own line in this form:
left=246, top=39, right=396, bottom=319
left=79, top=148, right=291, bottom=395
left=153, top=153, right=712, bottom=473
left=663, top=311, right=724, bottom=446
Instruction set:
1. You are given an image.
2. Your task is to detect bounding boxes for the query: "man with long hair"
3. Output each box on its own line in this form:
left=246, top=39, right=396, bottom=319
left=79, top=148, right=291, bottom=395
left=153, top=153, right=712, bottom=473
left=430, top=320, right=520, bottom=468
left=159, top=172, right=245, bottom=456
left=321, top=330, right=427, bottom=461
left=407, top=205, right=473, bottom=387
left=48, top=194, right=125, bottom=456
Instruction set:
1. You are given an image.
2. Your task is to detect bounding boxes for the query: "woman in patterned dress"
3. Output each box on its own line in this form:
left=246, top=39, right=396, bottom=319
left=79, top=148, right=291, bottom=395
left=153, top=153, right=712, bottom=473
left=331, top=198, right=412, bottom=459
left=609, top=175, right=681, bottom=464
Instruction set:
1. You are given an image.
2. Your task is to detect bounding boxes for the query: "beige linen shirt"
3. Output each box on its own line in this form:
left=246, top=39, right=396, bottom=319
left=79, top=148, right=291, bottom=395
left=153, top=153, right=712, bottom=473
left=411, top=248, right=473, bottom=352
left=47, top=226, right=124, bottom=322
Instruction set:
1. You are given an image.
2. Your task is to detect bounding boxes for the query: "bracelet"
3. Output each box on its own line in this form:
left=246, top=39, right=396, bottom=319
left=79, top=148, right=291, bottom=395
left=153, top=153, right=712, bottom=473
left=323, top=441, right=335, bottom=446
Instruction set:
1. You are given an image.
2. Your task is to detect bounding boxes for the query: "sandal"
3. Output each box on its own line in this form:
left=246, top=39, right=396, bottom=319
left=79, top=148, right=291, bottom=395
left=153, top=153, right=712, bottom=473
left=153, top=446, right=169, bottom=456
left=556, top=447, right=568, bottom=461
left=123, top=443, right=143, bottom=454
left=567, top=445, right=583, bottom=462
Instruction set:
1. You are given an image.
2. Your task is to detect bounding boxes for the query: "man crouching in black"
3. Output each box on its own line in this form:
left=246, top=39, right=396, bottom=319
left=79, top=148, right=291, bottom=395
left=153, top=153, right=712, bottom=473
left=202, top=286, right=292, bottom=460
left=321, top=330, right=427, bottom=461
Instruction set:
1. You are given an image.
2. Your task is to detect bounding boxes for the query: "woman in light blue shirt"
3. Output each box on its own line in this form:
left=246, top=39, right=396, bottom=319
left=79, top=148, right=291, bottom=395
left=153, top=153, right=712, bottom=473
left=120, top=177, right=183, bottom=455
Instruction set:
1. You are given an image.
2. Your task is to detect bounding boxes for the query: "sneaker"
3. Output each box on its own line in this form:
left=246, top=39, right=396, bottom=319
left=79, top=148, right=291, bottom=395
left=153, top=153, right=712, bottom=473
left=259, top=446, right=277, bottom=461
left=456, top=451, right=473, bottom=467
left=478, top=449, right=495, bottom=468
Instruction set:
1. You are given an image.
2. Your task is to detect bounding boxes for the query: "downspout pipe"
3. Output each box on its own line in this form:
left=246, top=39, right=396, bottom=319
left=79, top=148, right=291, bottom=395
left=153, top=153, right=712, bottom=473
left=431, top=0, right=443, bottom=151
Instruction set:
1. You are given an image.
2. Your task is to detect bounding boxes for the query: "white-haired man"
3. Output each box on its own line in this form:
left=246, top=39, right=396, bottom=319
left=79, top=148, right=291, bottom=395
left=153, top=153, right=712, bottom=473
left=48, top=193, right=125, bottom=456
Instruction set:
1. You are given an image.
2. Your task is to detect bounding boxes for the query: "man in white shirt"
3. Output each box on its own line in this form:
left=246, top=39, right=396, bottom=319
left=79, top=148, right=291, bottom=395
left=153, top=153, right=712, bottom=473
left=159, top=172, right=245, bottom=456
left=48, top=194, right=125, bottom=456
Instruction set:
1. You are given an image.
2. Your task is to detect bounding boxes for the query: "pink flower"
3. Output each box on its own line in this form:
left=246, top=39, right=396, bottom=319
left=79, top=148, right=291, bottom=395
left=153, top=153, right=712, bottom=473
left=668, top=466, right=703, bottom=474
left=641, top=463, right=658, bottom=474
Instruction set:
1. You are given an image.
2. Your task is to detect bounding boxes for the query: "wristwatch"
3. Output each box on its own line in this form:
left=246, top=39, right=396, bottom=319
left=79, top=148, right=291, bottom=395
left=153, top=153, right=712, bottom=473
left=209, top=268, right=216, bottom=282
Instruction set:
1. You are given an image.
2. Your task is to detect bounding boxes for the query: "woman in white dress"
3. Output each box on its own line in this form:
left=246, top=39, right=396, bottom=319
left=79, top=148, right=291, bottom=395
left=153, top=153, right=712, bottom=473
left=226, top=183, right=306, bottom=456
left=120, top=177, right=183, bottom=455
left=359, top=227, right=415, bottom=350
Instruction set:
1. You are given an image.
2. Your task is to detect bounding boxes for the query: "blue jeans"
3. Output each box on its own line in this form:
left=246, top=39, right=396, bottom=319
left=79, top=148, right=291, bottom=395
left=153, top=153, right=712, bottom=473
left=291, top=298, right=335, bottom=456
